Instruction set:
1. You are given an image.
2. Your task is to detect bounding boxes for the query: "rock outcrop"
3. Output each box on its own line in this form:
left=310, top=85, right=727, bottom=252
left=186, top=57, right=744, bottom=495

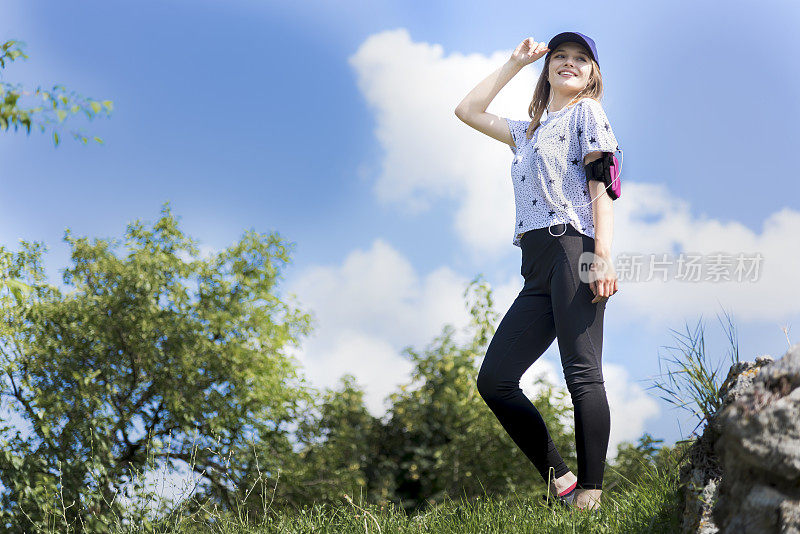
left=679, top=342, right=800, bottom=533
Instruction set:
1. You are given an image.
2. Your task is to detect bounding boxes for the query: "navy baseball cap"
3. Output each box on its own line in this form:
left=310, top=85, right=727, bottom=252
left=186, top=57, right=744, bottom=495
left=546, top=32, right=599, bottom=66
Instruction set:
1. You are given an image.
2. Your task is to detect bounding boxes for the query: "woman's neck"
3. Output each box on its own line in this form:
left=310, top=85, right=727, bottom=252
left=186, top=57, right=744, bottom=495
left=548, top=91, right=585, bottom=112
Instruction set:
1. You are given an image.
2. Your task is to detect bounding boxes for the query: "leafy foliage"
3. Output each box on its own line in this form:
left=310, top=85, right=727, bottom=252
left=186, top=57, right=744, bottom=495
left=0, top=203, right=316, bottom=531
left=0, top=40, right=112, bottom=146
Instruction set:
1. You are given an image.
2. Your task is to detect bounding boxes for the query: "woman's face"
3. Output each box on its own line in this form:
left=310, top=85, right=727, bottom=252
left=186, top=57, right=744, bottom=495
left=548, top=42, right=593, bottom=93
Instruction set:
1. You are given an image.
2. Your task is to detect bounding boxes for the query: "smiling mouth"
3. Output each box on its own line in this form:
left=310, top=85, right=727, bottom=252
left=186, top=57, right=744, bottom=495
left=558, top=72, right=576, bottom=78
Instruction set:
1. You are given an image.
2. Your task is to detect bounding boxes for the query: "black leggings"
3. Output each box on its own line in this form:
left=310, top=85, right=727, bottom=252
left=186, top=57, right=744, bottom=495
left=477, top=223, right=610, bottom=490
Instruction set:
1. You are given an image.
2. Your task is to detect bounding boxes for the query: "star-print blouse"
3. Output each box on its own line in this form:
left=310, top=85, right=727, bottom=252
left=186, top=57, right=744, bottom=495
left=503, top=97, right=620, bottom=248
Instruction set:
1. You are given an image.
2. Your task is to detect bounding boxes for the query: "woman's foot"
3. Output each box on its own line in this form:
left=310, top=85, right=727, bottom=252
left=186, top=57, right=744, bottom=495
left=547, top=470, right=578, bottom=499
left=574, top=488, right=602, bottom=510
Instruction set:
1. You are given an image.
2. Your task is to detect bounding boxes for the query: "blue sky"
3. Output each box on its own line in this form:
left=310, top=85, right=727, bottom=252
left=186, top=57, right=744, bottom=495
left=1, top=0, right=799, bottom=458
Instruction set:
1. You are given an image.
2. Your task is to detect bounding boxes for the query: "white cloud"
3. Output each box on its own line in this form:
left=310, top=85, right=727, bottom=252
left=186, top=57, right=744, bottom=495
left=348, top=28, right=531, bottom=261
left=611, top=189, right=800, bottom=324
left=285, top=237, right=523, bottom=416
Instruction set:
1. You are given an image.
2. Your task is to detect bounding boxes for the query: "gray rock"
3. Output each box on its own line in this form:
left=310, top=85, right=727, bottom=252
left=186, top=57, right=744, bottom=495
left=713, top=343, right=800, bottom=533
left=679, top=343, right=800, bottom=533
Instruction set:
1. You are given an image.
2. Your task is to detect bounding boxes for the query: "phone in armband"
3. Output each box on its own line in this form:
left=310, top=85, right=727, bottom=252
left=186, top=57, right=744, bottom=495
left=583, top=151, right=622, bottom=200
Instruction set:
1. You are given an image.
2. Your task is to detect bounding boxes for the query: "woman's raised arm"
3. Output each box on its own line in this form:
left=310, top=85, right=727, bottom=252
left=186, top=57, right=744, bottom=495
left=454, top=38, right=549, bottom=148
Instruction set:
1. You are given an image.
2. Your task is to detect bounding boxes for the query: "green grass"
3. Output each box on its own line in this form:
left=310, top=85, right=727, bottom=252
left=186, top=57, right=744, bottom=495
left=112, top=448, right=686, bottom=534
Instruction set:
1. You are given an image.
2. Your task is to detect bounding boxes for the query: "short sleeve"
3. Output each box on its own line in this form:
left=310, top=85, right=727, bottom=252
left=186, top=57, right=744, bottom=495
left=504, top=117, right=531, bottom=155
left=575, top=99, right=619, bottom=162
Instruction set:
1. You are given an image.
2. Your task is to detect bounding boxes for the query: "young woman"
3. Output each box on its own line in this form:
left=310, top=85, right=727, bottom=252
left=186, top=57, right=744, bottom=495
left=454, top=32, right=621, bottom=511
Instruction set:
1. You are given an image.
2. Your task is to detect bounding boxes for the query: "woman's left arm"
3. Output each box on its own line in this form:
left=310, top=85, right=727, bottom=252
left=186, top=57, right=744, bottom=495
left=588, top=178, right=618, bottom=302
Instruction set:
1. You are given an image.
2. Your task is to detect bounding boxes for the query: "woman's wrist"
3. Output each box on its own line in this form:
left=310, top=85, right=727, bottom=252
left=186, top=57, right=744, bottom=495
left=505, top=58, right=525, bottom=72
left=593, top=244, right=611, bottom=257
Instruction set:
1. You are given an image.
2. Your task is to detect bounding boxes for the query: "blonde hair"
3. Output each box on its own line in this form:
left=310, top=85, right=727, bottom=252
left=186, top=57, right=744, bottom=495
left=522, top=45, right=604, bottom=140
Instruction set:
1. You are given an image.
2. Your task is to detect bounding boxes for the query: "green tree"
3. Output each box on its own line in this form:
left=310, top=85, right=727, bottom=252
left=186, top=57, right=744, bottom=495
left=289, top=374, right=380, bottom=505
left=0, top=203, right=316, bottom=532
